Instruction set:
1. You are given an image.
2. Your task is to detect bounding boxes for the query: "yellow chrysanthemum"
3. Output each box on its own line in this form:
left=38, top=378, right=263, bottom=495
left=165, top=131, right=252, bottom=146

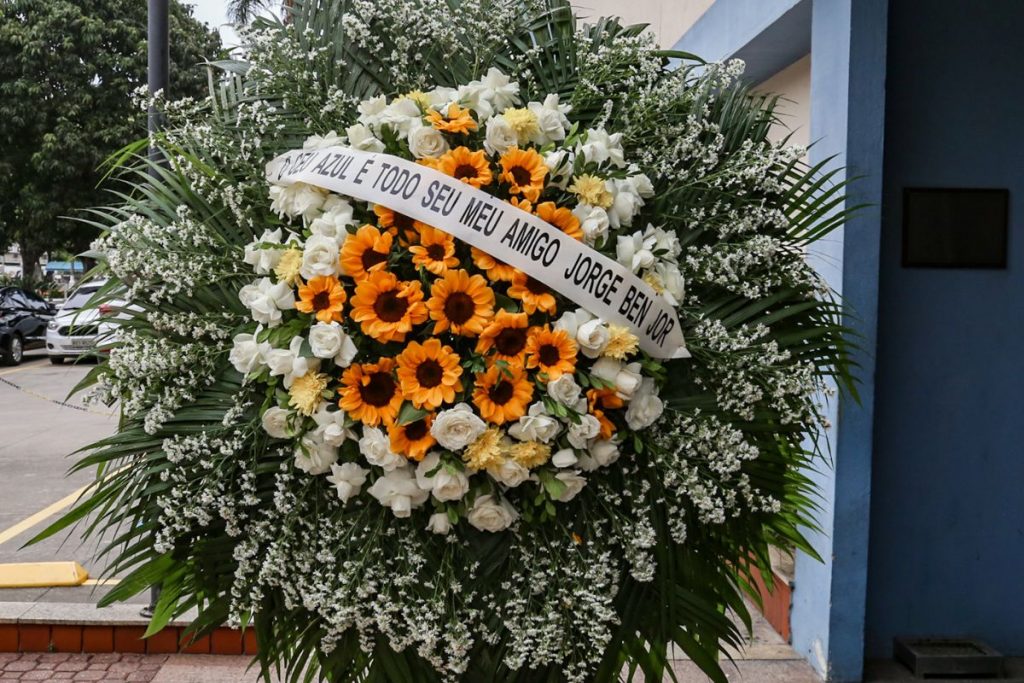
left=289, top=370, right=329, bottom=416
left=502, top=108, right=540, bottom=142
left=400, top=90, right=431, bottom=109
left=462, top=427, right=507, bottom=472
left=603, top=324, right=639, bottom=359
left=274, top=248, right=303, bottom=285
left=568, top=174, right=613, bottom=209
left=510, top=441, right=550, bottom=468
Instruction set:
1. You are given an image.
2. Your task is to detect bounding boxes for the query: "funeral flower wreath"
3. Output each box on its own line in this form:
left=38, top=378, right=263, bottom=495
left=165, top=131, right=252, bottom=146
left=42, top=2, right=853, bottom=682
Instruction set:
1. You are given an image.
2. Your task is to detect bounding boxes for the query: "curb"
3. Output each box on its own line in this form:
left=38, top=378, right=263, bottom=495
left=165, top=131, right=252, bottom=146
left=0, top=602, right=257, bottom=655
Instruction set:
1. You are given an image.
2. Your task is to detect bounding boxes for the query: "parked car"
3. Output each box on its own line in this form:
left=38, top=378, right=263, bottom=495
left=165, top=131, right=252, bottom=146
left=0, top=286, right=55, bottom=365
left=45, top=280, right=125, bottom=364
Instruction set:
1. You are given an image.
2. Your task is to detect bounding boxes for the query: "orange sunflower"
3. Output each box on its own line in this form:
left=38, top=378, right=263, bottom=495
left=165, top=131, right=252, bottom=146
left=588, top=388, right=624, bottom=440
left=294, top=275, right=347, bottom=323
left=507, top=270, right=557, bottom=315
left=472, top=363, right=534, bottom=425
left=340, top=224, right=392, bottom=280
left=471, top=247, right=518, bottom=283
left=409, top=226, right=459, bottom=275
left=373, top=205, right=424, bottom=244
left=338, top=358, right=403, bottom=426
left=388, top=414, right=436, bottom=461
left=350, top=270, right=428, bottom=343
left=525, top=326, right=578, bottom=381
left=437, top=147, right=493, bottom=189
left=476, top=310, right=531, bottom=363
left=426, top=269, right=495, bottom=336
left=535, top=201, right=583, bottom=241
left=499, top=147, right=548, bottom=202
left=396, top=339, right=463, bottom=410
left=426, top=103, right=478, bottom=134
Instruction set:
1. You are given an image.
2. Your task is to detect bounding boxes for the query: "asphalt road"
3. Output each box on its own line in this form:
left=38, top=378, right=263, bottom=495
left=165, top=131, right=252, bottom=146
left=0, top=350, right=122, bottom=604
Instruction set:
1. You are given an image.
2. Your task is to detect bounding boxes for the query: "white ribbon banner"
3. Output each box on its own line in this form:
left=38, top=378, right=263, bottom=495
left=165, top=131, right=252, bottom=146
left=266, top=146, right=688, bottom=360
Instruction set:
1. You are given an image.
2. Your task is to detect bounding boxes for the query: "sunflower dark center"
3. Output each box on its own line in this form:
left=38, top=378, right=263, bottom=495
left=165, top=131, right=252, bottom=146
left=510, top=166, right=532, bottom=187
left=525, top=276, right=550, bottom=296
left=454, top=164, right=478, bottom=180
left=538, top=343, right=560, bottom=366
left=488, top=380, right=514, bottom=405
left=393, top=212, right=415, bottom=232
left=361, top=249, right=388, bottom=271
left=426, top=244, right=446, bottom=261
left=443, top=292, right=475, bottom=325
left=404, top=419, right=429, bottom=441
left=493, top=327, right=527, bottom=356
left=415, top=359, right=444, bottom=388
left=373, top=290, right=409, bottom=322
left=360, top=372, right=396, bottom=407
left=312, top=290, right=332, bottom=311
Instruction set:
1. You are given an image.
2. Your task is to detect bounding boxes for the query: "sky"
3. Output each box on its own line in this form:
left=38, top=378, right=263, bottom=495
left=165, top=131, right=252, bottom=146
left=185, top=0, right=239, bottom=48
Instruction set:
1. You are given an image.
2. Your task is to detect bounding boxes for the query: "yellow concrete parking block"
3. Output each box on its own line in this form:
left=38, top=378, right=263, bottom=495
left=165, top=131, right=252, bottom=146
left=0, top=560, right=89, bottom=588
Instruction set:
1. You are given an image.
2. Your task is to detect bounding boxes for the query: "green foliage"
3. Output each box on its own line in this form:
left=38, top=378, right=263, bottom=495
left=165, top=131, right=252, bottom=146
left=0, top=0, right=223, bottom=273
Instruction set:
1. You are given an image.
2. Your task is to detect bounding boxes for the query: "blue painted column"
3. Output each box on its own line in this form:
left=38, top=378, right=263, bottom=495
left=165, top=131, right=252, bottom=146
left=789, top=1, right=887, bottom=681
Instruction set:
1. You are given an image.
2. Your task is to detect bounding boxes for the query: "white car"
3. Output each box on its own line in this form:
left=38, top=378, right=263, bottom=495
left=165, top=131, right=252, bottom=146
left=45, top=281, right=125, bottom=364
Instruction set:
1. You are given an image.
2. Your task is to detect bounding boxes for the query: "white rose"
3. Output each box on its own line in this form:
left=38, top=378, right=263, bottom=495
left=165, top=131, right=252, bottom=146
left=426, top=512, right=451, bottom=535
left=243, top=228, right=284, bottom=274
left=575, top=318, right=610, bottom=359
left=326, top=462, right=368, bottom=503
left=268, top=182, right=328, bottom=221
left=486, top=458, right=531, bottom=488
left=300, top=234, right=340, bottom=280
left=367, top=465, right=430, bottom=518
left=551, top=448, right=578, bottom=468
left=415, top=452, right=471, bottom=502
left=294, top=434, right=338, bottom=475
left=426, top=87, right=457, bottom=108
left=527, top=94, right=570, bottom=145
left=608, top=179, right=642, bottom=229
left=311, top=405, right=355, bottom=447
left=239, top=277, right=295, bottom=328
left=577, top=128, right=625, bottom=168
left=553, top=309, right=594, bottom=337
left=261, top=406, right=296, bottom=439
left=648, top=225, right=682, bottom=262
left=652, top=262, right=685, bottom=307
left=544, top=149, right=575, bottom=190
left=346, top=123, right=386, bottom=153
left=546, top=374, right=582, bottom=407
left=507, top=402, right=560, bottom=443
left=308, top=198, right=356, bottom=245
left=430, top=403, right=487, bottom=451
left=380, top=97, right=421, bottom=137
left=467, top=494, right=518, bottom=532
left=483, top=115, right=518, bottom=156
left=359, top=426, right=406, bottom=472
left=265, top=337, right=311, bottom=389
left=229, top=331, right=269, bottom=376
left=478, top=67, right=520, bottom=116
left=303, top=130, right=344, bottom=150
left=408, top=123, right=450, bottom=159
left=308, top=321, right=357, bottom=366
left=357, top=95, right=387, bottom=129
left=590, top=357, right=643, bottom=400
left=625, top=378, right=664, bottom=430
left=555, top=471, right=587, bottom=502
left=589, top=439, right=620, bottom=468
left=627, top=173, right=655, bottom=198
left=616, top=230, right=657, bottom=274
left=567, top=413, right=601, bottom=448
left=572, top=204, right=610, bottom=246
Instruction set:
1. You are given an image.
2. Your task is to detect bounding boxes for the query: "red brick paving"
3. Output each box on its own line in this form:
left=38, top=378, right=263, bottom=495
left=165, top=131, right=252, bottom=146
left=0, top=653, right=167, bottom=682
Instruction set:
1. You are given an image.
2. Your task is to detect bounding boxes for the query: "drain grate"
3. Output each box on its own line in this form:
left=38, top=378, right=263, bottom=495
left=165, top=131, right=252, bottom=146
left=894, top=637, right=1005, bottom=679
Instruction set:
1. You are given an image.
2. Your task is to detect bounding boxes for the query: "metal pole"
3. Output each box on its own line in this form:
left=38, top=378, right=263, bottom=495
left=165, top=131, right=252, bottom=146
left=147, top=0, right=169, bottom=167
left=142, top=0, right=169, bottom=620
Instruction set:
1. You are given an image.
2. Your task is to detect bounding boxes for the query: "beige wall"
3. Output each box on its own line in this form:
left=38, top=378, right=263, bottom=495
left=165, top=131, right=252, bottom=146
left=753, top=54, right=812, bottom=149
left=572, top=0, right=716, bottom=48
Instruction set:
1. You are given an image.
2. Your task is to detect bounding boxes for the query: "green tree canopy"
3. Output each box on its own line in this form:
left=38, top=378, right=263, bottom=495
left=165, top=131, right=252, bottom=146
left=0, top=0, right=223, bottom=276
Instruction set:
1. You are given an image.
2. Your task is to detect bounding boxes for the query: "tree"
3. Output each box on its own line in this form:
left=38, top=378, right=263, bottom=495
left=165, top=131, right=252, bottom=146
left=227, top=0, right=279, bottom=25
left=0, top=0, right=223, bottom=277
